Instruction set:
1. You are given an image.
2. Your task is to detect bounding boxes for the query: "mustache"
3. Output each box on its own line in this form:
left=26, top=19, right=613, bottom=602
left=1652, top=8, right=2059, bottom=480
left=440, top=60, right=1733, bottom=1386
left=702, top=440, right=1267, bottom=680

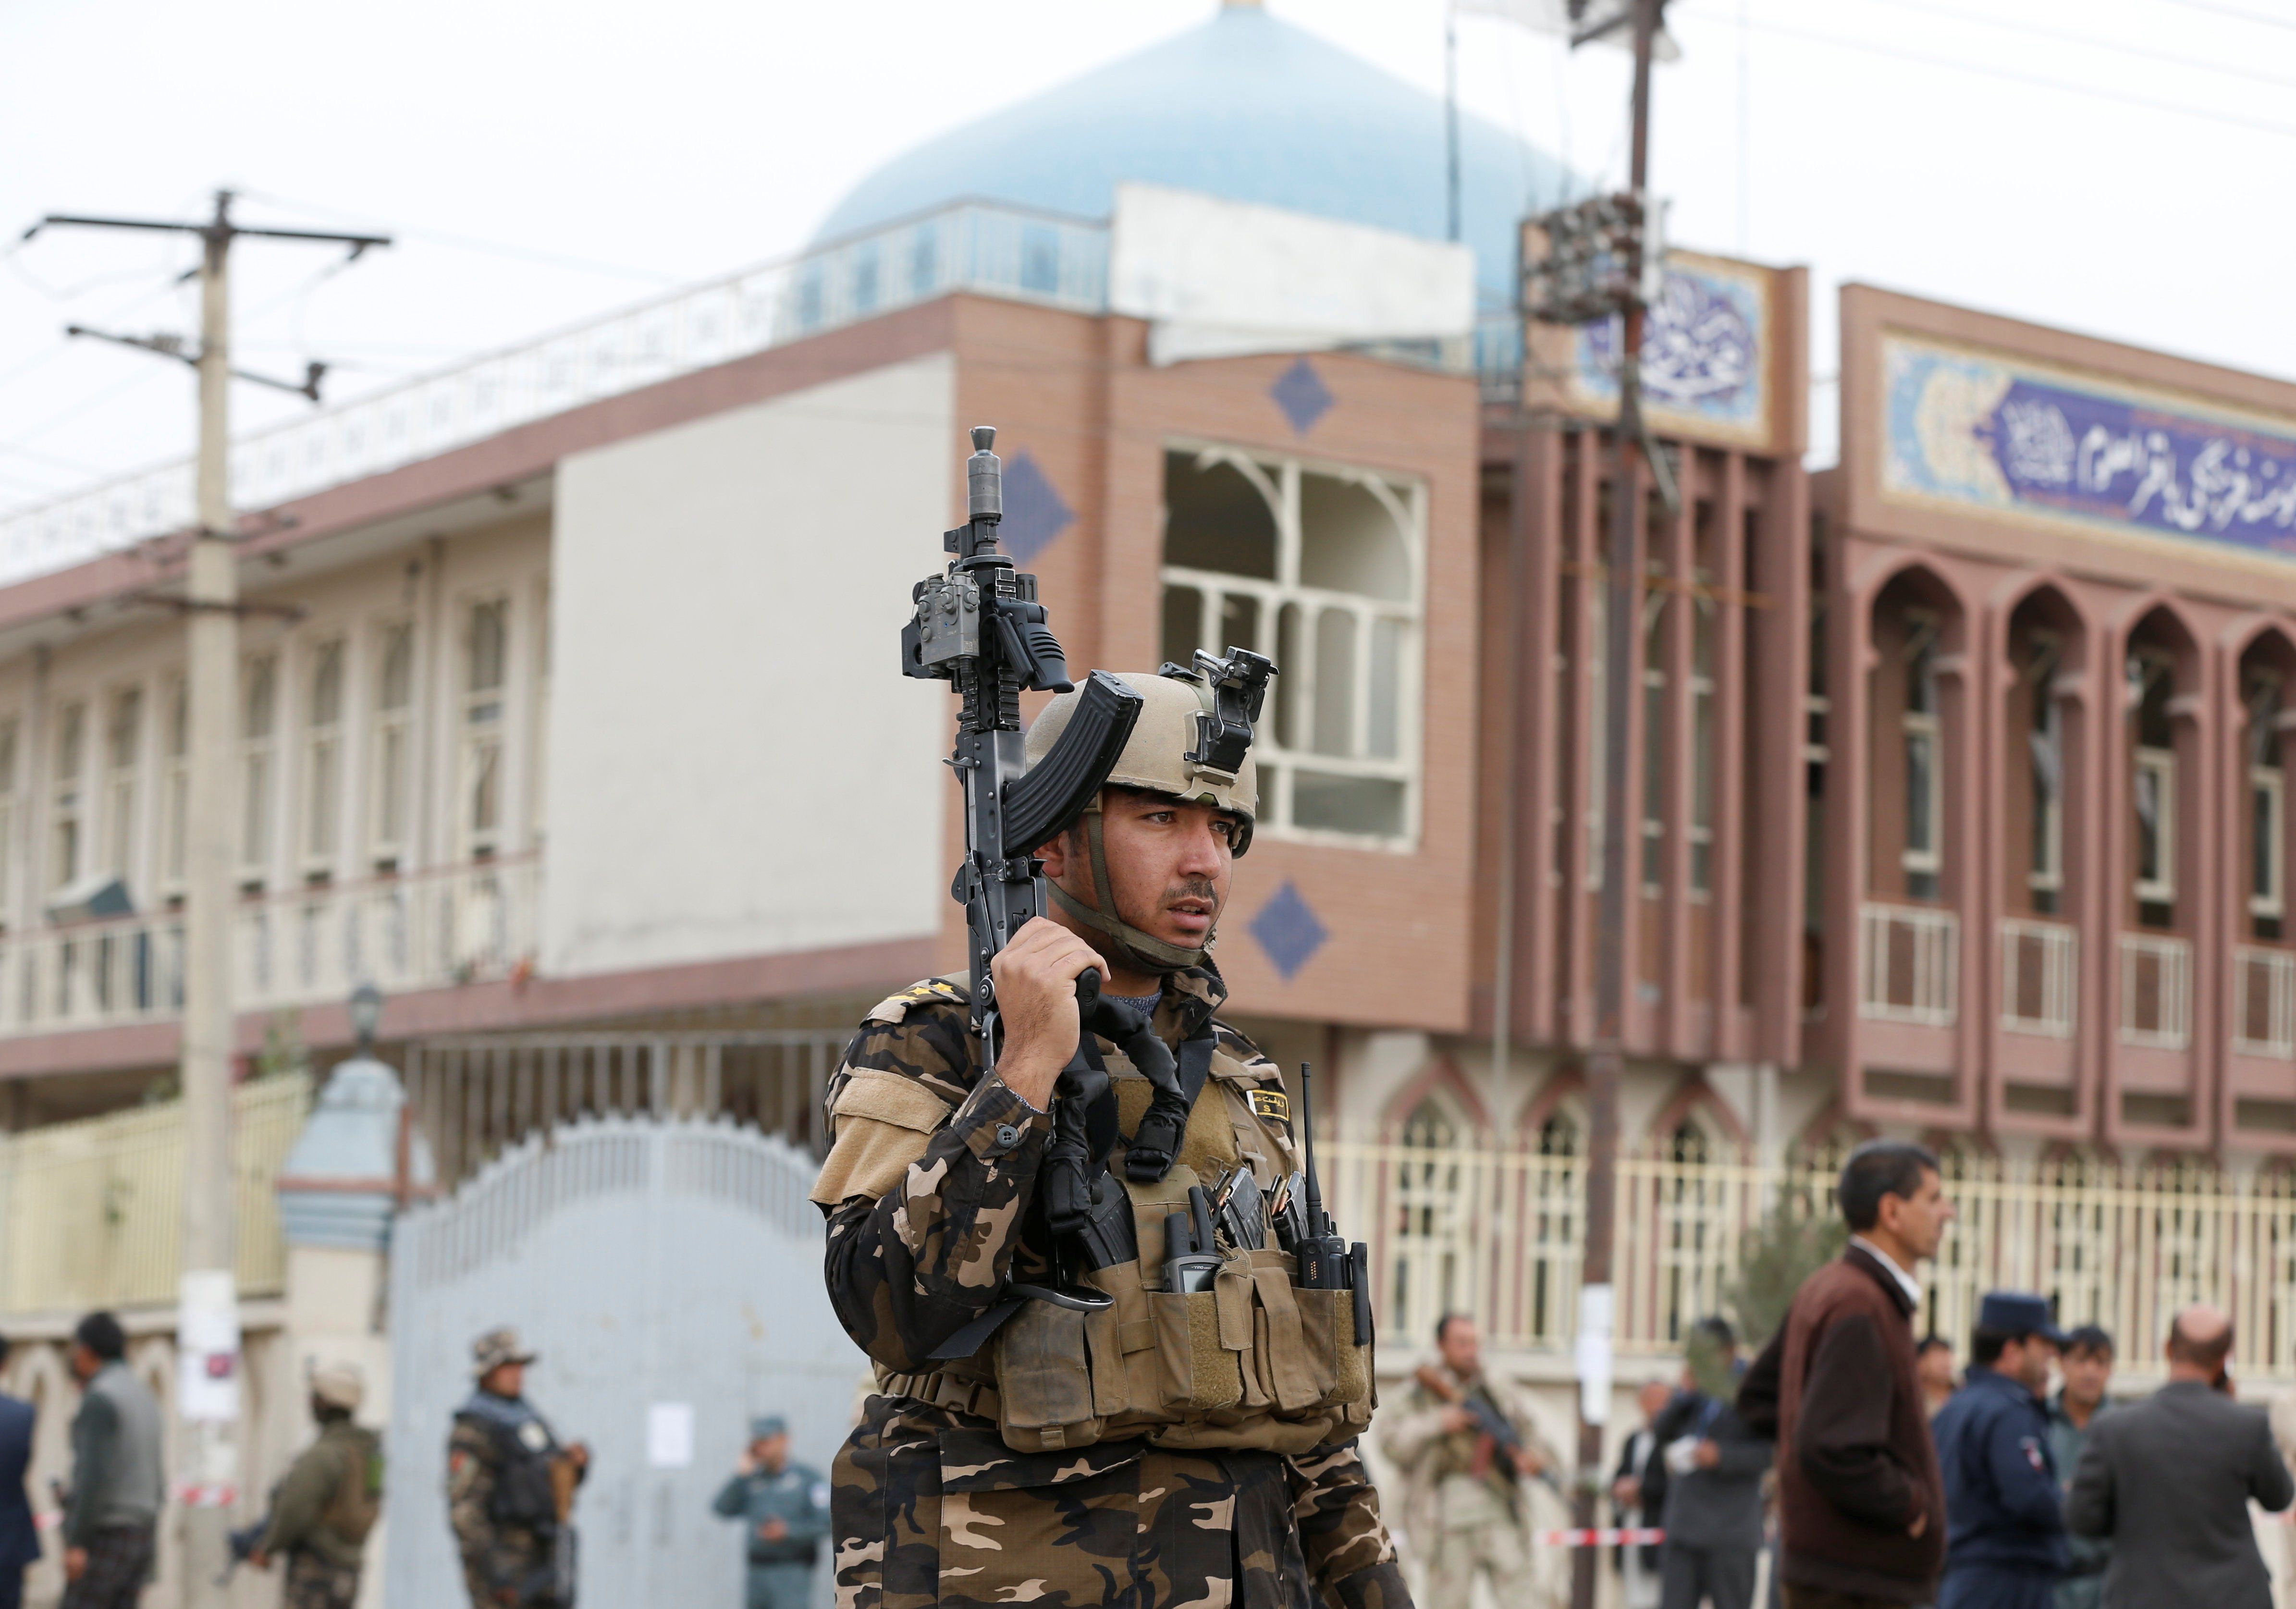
left=1165, top=879, right=1220, bottom=907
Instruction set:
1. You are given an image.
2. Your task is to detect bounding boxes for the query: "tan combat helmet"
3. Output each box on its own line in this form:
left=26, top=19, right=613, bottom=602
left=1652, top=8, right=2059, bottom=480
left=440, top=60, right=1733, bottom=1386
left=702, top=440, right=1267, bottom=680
left=1023, top=650, right=1275, bottom=974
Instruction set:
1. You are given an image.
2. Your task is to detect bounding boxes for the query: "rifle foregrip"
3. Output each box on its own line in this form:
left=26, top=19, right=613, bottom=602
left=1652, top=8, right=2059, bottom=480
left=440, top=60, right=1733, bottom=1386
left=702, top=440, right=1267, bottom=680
left=1000, top=670, right=1145, bottom=856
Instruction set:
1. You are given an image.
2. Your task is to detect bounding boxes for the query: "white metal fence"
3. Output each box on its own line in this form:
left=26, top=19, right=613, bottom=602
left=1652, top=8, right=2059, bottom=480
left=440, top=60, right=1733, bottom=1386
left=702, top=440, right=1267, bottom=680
left=0, top=1073, right=307, bottom=1317
left=1860, top=902, right=1959, bottom=1026
left=1325, top=1141, right=2296, bottom=1382
left=0, top=853, right=538, bottom=1039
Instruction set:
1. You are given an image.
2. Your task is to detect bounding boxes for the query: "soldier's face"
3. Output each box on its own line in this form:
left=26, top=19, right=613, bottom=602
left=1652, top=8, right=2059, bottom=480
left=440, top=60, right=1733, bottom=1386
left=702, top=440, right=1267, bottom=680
left=755, top=1433, right=789, bottom=1472
left=484, top=1362, right=526, bottom=1398
left=1048, top=790, right=1238, bottom=951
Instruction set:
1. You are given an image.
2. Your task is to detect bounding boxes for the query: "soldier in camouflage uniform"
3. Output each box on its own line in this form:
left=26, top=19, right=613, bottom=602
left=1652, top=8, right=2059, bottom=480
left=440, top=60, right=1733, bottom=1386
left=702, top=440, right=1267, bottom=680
left=252, top=1362, right=383, bottom=1609
left=447, top=1328, right=590, bottom=1608
left=812, top=669, right=1411, bottom=1609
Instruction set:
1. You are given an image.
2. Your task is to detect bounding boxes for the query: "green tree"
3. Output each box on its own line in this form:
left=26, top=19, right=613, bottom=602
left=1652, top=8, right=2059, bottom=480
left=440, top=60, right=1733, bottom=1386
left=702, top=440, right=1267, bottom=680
left=1725, top=1189, right=1846, bottom=1352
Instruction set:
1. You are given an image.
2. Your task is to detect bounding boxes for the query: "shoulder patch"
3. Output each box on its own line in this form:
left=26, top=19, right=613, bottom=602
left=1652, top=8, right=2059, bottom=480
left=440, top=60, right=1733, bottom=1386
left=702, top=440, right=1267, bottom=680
left=1248, top=1089, right=1291, bottom=1123
left=831, top=1068, right=957, bottom=1132
left=865, top=977, right=969, bottom=1025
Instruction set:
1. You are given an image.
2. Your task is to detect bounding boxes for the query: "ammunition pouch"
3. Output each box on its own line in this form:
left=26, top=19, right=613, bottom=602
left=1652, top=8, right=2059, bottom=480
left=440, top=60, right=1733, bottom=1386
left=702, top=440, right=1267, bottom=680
left=989, top=1175, right=1373, bottom=1455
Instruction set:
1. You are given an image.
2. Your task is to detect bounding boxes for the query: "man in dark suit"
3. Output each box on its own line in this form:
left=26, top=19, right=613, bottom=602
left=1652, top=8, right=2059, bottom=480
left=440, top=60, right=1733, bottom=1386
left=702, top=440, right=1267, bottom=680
left=2066, top=1304, right=2294, bottom=1609
left=1652, top=1318, right=1773, bottom=1609
left=0, top=1334, right=39, bottom=1609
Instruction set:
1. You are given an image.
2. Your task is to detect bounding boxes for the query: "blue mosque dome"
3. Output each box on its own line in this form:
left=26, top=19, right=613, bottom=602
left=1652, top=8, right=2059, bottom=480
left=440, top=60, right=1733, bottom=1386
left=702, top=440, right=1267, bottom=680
left=811, top=2, right=1576, bottom=308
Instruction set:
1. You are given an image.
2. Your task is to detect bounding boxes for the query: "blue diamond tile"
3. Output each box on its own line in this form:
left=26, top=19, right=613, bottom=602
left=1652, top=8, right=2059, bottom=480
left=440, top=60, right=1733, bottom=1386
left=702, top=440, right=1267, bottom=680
left=1249, top=880, right=1329, bottom=983
left=1270, top=358, right=1333, bottom=435
left=998, top=451, right=1073, bottom=564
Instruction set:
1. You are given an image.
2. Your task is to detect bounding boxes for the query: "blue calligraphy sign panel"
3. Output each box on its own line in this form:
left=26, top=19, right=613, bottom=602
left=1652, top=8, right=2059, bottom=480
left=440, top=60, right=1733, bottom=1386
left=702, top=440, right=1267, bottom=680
left=1573, top=256, right=1772, bottom=445
left=1884, top=335, right=2296, bottom=560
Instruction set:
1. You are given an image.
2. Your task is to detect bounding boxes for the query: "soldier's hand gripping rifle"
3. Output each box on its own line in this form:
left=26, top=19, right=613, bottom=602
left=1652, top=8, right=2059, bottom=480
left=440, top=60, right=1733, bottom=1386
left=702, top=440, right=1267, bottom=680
left=902, top=427, right=1162, bottom=1305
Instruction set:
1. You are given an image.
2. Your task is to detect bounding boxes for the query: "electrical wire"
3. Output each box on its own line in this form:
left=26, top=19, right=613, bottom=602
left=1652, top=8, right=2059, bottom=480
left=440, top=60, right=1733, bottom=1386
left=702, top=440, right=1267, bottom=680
left=1835, top=0, right=2296, bottom=93
left=233, top=189, right=682, bottom=286
left=2150, top=0, right=2296, bottom=30
left=1672, top=4, right=2296, bottom=142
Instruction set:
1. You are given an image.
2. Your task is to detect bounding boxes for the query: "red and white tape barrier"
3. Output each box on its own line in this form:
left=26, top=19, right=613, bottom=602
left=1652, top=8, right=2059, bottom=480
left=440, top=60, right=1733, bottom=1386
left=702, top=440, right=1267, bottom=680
left=1534, top=1526, right=1666, bottom=1548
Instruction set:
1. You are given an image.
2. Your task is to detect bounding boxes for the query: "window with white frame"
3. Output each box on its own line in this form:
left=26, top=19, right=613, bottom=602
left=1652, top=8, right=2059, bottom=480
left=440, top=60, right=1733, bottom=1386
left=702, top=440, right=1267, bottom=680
left=2249, top=674, right=2284, bottom=935
left=240, top=655, right=278, bottom=881
left=160, top=677, right=187, bottom=894
left=2130, top=651, right=2176, bottom=918
left=530, top=585, right=550, bottom=844
left=2024, top=636, right=2064, bottom=914
left=370, top=623, right=413, bottom=870
left=1641, top=584, right=1667, bottom=897
left=1901, top=614, right=1943, bottom=900
left=1159, top=446, right=1422, bottom=844
left=302, top=639, right=344, bottom=873
left=0, top=719, right=18, bottom=919
left=1688, top=555, right=1718, bottom=899
left=50, top=701, right=85, bottom=893
left=1586, top=587, right=1606, bottom=889
left=461, top=599, right=508, bottom=859
left=103, top=687, right=140, bottom=884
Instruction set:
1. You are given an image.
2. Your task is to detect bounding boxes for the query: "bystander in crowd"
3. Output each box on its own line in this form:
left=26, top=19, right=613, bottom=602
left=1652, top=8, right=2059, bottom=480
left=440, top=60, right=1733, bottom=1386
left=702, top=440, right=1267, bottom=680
left=59, top=1313, right=161, bottom=1609
left=1932, top=1292, right=2066, bottom=1609
left=1739, top=1140, right=1953, bottom=1609
left=2066, top=1305, right=2291, bottom=1609
left=1919, top=1336, right=1959, bottom=1419
left=2046, top=1327, right=2113, bottom=1609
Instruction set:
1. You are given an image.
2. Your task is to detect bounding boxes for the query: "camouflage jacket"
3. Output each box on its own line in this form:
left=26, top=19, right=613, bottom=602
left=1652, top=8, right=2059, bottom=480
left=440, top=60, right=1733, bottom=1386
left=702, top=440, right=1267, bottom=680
left=447, top=1392, right=580, bottom=1600
left=811, top=965, right=1410, bottom=1609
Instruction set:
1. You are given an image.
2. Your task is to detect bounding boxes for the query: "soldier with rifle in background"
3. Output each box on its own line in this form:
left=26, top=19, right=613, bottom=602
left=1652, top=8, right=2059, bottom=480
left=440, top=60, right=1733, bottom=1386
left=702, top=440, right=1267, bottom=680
left=810, top=427, right=1409, bottom=1609
left=1383, top=1312, right=1566, bottom=1609
left=448, top=1328, right=589, bottom=1608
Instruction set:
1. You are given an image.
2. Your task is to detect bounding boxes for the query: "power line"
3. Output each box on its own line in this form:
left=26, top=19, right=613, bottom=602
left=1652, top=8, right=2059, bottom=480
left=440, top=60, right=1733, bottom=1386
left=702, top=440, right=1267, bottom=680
left=233, top=189, right=681, bottom=285
left=1838, top=0, right=2296, bottom=93
left=2151, top=0, right=2296, bottom=31
left=1674, top=4, right=2296, bottom=142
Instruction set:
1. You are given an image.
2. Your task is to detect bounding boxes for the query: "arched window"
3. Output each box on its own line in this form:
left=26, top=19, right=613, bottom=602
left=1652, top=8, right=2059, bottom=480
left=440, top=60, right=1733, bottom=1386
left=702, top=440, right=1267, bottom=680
left=1391, top=1096, right=1468, bottom=1345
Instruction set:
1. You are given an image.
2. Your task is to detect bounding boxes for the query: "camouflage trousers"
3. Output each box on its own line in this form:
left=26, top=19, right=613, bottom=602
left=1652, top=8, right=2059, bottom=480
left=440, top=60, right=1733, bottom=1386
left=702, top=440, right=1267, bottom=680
left=833, top=1397, right=1390, bottom=1609
left=461, top=1529, right=570, bottom=1608
left=283, top=1551, right=361, bottom=1609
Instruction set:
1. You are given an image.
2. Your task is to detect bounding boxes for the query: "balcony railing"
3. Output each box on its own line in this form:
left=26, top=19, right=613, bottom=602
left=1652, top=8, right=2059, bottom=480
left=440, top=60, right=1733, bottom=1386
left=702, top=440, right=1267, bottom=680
left=2235, top=945, right=2296, bottom=1059
left=0, top=855, right=539, bottom=1039
left=2119, top=932, right=2192, bottom=1050
left=1324, top=1140, right=2296, bottom=1381
left=2000, top=918, right=2077, bottom=1038
left=1859, top=902, right=1959, bottom=1027
left=0, top=1072, right=307, bottom=1316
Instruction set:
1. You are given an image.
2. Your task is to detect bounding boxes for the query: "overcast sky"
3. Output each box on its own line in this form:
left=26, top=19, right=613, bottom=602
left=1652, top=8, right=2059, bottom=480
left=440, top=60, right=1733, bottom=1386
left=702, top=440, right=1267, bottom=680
left=1, top=0, right=2290, bottom=516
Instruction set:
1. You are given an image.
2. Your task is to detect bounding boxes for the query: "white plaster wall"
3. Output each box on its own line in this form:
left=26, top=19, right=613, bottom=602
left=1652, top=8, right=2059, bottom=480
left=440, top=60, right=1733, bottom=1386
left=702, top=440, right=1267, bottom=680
left=544, top=355, right=955, bottom=977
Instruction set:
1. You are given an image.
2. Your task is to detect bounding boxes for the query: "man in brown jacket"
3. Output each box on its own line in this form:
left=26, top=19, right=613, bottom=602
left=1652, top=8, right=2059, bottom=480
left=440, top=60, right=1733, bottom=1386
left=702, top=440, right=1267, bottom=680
left=1739, top=1141, right=1955, bottom=1609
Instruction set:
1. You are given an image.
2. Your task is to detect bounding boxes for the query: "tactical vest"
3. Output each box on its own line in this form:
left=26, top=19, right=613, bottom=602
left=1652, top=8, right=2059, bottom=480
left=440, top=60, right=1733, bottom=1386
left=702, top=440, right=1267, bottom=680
left=882, top=1013, right=1375, bottom=1456
left=457, top=1395, right=562, bottom=1533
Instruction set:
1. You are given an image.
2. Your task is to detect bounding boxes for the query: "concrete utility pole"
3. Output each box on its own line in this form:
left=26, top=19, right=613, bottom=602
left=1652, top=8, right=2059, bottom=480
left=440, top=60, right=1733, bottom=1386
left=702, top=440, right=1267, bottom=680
left=1579, top=6, right=1664, bottom=1608
left=1518, top=3, right=1672, bottom=1604
left=24, top=191, right=386, bottom=1607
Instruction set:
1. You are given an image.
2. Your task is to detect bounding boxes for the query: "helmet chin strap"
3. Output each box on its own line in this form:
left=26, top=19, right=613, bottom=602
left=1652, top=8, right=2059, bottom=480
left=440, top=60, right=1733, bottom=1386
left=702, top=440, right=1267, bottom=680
left=1046, top=808, right=1212, bottom=976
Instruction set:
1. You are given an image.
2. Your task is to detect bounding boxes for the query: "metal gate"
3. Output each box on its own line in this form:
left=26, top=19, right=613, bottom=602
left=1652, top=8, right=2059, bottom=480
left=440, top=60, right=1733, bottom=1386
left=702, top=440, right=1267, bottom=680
left=384, top=1115, right=862, bottom=1609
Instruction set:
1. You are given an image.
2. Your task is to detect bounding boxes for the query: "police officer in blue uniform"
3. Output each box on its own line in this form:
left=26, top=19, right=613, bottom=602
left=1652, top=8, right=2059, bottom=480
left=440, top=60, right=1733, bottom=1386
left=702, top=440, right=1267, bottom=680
left=711, top=1416, right=827, bottom=1609
left=1932, top=1292, right=2070, bottom=1609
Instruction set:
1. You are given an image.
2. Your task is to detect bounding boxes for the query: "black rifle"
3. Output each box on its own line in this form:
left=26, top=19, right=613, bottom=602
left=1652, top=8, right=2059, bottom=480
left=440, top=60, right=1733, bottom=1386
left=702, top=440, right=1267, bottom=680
left=904, top=426, right=1166, bottom=1315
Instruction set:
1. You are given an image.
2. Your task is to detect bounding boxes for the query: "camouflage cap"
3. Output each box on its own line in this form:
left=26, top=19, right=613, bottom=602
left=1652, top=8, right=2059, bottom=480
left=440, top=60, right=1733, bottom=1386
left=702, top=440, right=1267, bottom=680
left=310, top=1360, right=365, bottom=1410
left=470, top=1326, right=537, bottom=1376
